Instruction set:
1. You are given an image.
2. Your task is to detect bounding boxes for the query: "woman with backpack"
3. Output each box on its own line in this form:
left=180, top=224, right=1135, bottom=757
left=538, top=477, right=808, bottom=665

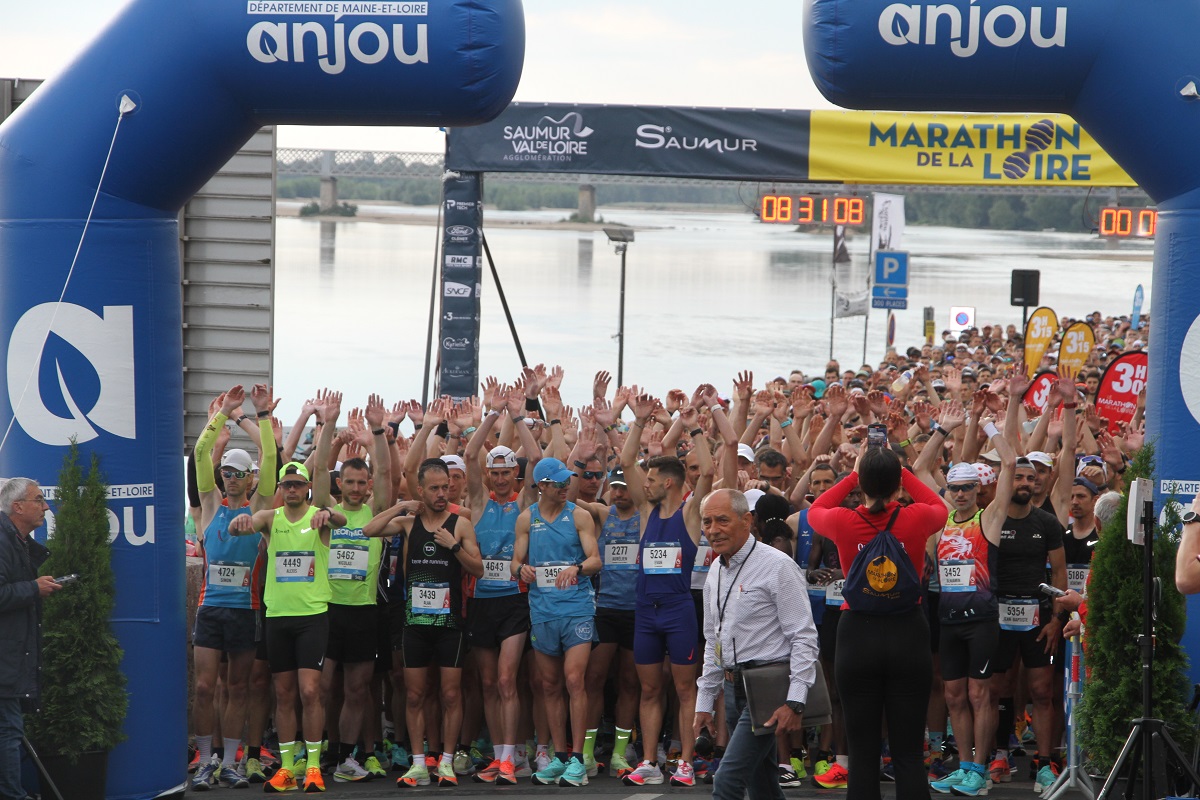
left=808, top=446, right=947, bottom=800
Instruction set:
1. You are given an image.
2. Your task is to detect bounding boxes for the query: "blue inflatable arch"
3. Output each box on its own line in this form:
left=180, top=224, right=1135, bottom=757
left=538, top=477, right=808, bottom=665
left=805, top=0, right=1200, bottom=678
left=0, top=1, right=523, bottom=797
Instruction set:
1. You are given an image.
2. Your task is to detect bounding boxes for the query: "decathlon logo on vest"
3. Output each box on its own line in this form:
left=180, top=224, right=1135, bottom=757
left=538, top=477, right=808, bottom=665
left=8, top=303, right=136, bottom=445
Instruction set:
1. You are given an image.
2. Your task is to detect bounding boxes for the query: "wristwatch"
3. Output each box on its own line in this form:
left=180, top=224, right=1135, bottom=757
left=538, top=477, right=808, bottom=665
left=450, top=542, right=463, bottom=554
left=785, top=700, right=805, bottom=715
left=1184, top=511, right=1200, bottom=525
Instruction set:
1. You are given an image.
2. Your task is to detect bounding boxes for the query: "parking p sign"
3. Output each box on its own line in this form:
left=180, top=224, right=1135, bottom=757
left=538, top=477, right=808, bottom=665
left=874, top=251, right=909, bottom=287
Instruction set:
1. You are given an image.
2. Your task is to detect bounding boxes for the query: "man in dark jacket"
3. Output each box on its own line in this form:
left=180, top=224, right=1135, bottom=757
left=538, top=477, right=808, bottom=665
left=0, top=478, right=59, bottom=800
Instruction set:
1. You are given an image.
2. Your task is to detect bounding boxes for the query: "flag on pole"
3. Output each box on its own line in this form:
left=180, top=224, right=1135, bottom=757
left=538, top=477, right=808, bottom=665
left=871, top=193, right=906, bottom=252
left=833, top=224, right=851, bottom=264
left=835, top=290, right=869, bottom=318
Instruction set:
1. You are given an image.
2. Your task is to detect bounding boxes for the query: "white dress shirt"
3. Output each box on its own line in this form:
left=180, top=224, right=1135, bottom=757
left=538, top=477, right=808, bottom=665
left=696, top=534, right=820, bottom=715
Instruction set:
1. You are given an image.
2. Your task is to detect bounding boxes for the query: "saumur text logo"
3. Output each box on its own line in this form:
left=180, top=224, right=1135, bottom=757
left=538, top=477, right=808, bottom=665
left=635, top=125, right=757, bottom=154
left=877, top=2, right=1067, bottom=57
left=246, top=2, right=429, bottom=74
left=7, top=304, right=136, bottom=445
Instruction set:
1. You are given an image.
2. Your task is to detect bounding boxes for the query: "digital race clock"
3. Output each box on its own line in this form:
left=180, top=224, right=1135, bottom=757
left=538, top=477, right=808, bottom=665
left=758, top=193, right=867, bottom=226
left=1098, top=206, right=1157, bottom=239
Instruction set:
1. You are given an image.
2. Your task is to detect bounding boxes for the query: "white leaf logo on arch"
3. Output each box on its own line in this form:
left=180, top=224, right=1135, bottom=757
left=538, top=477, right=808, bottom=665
left=7, top=303, right=136, bottom=445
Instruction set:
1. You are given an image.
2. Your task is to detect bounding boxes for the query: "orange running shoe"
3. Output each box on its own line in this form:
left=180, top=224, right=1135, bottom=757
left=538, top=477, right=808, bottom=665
left=814, top=761, right=849, bottom=789
left=264, top=767, right=298, bottom=793
left=302, top=766, right=324, bottom=793
left=473, top=759, right=501, bottom=784
left=497, top=758, right=517, bottom=786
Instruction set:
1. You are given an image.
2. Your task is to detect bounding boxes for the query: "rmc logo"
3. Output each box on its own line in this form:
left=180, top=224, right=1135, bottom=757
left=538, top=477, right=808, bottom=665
left=7, top=304, right=136, bottom=445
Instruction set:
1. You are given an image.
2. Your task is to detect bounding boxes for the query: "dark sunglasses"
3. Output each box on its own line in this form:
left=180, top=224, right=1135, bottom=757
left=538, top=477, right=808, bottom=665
left=946, top=484, right=977, bottom=493
left=540, top=478, right=571, bottom=489
left=581, top=471, right=604, bottom=480
left=280, top=480, right=309, bottom=490
left=221, top=468, right=251, bottom=479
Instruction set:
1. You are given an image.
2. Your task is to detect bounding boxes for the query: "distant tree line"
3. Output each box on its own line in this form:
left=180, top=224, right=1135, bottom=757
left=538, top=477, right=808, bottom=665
left=277, top=171, right=1150, bottom=233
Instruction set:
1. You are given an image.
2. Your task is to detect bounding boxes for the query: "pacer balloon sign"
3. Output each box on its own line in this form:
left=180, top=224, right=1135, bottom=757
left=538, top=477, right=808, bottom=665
left=1095, top=352, right=1148, bottom=435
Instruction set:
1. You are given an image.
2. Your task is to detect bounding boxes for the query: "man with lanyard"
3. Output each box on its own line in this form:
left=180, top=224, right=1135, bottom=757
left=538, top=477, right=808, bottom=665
left=619, top=392, right=722, bottom=788
left=229, top=458, right=345, bottom=793
left=309, top=393, right=392, bottom=782
left=461, top=387, right=541, bottom=785
left=191, top=383, right=276, bottom=790
left=365, top=459, right=483, bottom=789
left=990, top=377, right=1072, bottom=795
left=694, top=488, right=818, bottom=800
left=914, top=402, right=1015, bottom=797
left=512, top=457, right=600, bottom=788
left=573, top=457, right=641, bottom=781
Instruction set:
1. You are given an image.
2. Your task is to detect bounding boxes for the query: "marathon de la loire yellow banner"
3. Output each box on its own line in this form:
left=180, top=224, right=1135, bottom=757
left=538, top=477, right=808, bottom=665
left=808, top=112, right=1136, bottom=186
left=1024, top=307, right=1059, bottom=377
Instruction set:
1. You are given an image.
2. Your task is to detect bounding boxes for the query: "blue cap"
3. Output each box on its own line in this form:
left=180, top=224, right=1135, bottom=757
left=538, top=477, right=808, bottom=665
left=809, top=379, right=827, bottom=399
left=533, top=457, right=574, bottom=484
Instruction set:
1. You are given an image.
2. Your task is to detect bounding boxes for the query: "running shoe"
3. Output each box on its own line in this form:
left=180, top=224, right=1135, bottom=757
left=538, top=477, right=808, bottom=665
left=693, top=756, right=710, bottom=780
left=302, top=766, right=324, bottom=793
left=813, top=755, right=832, bottom=777
left=364, top=754, right=386, bottom=778
left=669, top=760, right=695, bottom=787
left=514, top=756, right=533, bottom=778
left=610, top=752, right=634, bottom=779
left=244, top=757, right=267, bottom=784
left=218, top=765, right=249, bottom=789
left=191, top=761, right=217, bottom=791
left=1011, top=732, right=1027, bottom=757
left=453, top=749, right=474, bottom=776
left=531, top=756, right=567, bottom=785
left=1035, top=762, right=1060, bottom=794
left=928, top=756, right=951, bottom=781
left=622, top=760, right=664, bottom=786
left=474, top=759, right=501, bottom=784
left=387, top=742, right=410, bottom=771
left=333, top=757, right=369, bottom=782
left=264, top=767, right=298, bottom=793
left=534, top=749, right=551, bottom=773
left=790, top=755, right=809, bottom=779
left=881, top=761, right=896, bottom=781
left=396, top=762, right=430, bottom=788
left=424, top=754, right=437, bottom=770
left=189, top=748, right=200, bottom=774
left=470, top=744, right=489, bottom=770
left=814, top=762, right=849, bottom=789
left=931, top=768, right=970, bottom=794
left=496, top=758, right=518, bottom=786
left=779, top=765, right=802, bottom=788
left=989, top=756, right=1012, bottom=783
left=437, top=761, right=458, bottom=787
left=950, top=768, right=988, bottom=797
left=558, top=756, right=589, bottom=787
left=703, top=757, right=720, bottom=785
left=291, top=757, right=306, bottom=776
left=582, top=753, right=599, bottom=777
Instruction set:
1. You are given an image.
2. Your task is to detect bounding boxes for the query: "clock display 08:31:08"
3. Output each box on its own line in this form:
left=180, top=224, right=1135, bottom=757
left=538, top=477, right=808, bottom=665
left=758, top=194, right=867, bottom=225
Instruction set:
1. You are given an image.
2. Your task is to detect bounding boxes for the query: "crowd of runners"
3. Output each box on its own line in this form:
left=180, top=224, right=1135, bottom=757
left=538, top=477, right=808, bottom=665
left=185, top=310, right=1147, bottom=795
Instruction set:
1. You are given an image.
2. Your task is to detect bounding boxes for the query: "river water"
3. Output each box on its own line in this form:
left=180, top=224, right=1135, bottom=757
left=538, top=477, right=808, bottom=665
left=273, top=204, right=1153, bottom=410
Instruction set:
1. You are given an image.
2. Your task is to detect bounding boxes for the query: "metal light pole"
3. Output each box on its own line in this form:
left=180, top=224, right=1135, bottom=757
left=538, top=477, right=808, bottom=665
left=604, top=227, right=635, bottom=386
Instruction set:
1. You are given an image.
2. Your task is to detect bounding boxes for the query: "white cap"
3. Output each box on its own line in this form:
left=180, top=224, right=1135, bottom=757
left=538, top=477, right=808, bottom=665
left=737, top=443, right=756, bottom=462
left=220, top=449, right=253, bottom=472
left=441, top=454, right=467, bottom=473
left=1025, top=451, right=1054, bottom=468
left=486, top=446, right=518, bottom=469
left=744, top=488, right=766, bottom=508
left=946, top=463, right=981, bottom=484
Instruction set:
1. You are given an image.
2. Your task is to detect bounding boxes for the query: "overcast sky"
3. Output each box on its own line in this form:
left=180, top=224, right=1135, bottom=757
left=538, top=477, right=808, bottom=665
left=1, top=0, right=838, bottom=154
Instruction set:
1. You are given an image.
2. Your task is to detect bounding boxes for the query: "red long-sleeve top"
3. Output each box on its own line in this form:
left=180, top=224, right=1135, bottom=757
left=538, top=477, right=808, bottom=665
left=808, top=470, right=948, bottom=592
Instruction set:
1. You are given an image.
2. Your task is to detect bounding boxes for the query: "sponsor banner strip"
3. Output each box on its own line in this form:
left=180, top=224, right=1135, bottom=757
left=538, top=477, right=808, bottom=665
left=447, top=103, right=1136, bottom=187
left=41, top=483, right=157, bottom=501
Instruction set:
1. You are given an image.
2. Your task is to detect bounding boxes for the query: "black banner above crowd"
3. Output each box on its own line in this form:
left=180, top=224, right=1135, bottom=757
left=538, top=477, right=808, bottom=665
left=446, top=103, right=812, bottom=182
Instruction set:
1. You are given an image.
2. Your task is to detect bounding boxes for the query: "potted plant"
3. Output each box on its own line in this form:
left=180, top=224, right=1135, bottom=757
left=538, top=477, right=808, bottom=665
left=25, top=441, right=127, bottom=799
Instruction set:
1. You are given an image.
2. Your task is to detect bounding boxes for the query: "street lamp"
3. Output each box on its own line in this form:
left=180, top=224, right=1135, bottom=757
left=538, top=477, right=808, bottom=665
left=604, top=227, right=635, bottom=386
